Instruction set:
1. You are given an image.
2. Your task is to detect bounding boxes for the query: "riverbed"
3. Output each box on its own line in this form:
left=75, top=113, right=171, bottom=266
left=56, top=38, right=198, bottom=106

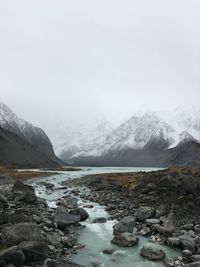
left=30, top=167, right=179, bottom=267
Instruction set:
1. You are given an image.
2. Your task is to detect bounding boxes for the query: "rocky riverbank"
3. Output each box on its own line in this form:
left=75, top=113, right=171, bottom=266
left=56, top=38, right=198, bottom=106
left=0, top=174, right=88, bottom=267
left=60, top=163, right=200, bottom=267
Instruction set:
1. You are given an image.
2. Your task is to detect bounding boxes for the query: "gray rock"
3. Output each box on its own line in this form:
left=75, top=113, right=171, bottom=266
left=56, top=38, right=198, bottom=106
left=151, top=224, right=164, bottom=234
left=180, top=234, right=196, bottom=253
left=2, top=223, right=42, bottom=245
left=0, top=246, right=25, bottom=267
left=19, top=241, right=48, bottom=263
left=181, top=175, right=198, bottom=195
left=140, top=243, right=165, bottom=261
left=194, top=225, right=200, bottom=235
left=182, top=249, right=193, bottom=259
left=111, top=232, right=139, bottom=247
left=113, top=216, right=135, bottom=236
left=12, top=181, right=37, bottom=203
left=158, top=175, right=176, bottom=190
left=102, top=248, right=115, bottom=254
left=46, top=232, right=61, bottom=246
left=167, top=237, right=180, bottom=248
left=146, top=219, right=160, bottom=226
left=191, top=255, right=200, bottom=262
left=70, top=208, right=89, bottom=221
left=185, top=262, right=200, bottom=267
left=155, top=204, right=167, bottom=218
left=138, top=226, right=151, bottom=236
left=43, top=259, right=84, bottom=267
left=61, top=196, right=78, bottom=209
left=0, top=194, right=8, bottom=208
left=135, top=207, right=155, bottom=222
left=92, top=217, right=107, bottom=224
left=0, top=210, right=8, bottom=225
left=163, top=211, right=175, bottom=237
left=54, top=206, right=81, bottom=229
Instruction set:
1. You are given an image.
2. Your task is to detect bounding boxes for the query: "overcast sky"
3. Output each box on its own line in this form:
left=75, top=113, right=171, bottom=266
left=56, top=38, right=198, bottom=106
left=0, top=0, right=200, bottom=134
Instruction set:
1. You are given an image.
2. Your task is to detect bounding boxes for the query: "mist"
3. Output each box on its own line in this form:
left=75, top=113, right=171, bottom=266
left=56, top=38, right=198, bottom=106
left=0, top=0, right=200, bottom=136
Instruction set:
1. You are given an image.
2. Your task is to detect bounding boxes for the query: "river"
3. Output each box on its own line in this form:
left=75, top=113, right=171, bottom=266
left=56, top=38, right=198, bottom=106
left=30, top=167, right=179, bottom=267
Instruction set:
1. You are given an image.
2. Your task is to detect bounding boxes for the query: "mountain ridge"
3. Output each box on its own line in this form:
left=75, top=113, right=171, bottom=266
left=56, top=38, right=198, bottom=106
left=59, top=108, right=200, bottom=167
left=0, top=101, right=62, bottom=164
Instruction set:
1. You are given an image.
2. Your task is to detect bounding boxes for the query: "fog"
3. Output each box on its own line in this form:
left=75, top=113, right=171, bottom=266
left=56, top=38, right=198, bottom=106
left=0, top=0, right=200, bottom=135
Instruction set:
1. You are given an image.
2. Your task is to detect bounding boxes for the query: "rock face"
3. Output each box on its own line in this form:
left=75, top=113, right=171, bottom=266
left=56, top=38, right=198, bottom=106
left=140, top=243, right=166, bottom=261
left=113, top=216, right=135, bottom=236
left=12, top=181, right=37, bottom=203
left=111, top=232, right=139, bottom=247
left=54, top=206, right=81, bottom=229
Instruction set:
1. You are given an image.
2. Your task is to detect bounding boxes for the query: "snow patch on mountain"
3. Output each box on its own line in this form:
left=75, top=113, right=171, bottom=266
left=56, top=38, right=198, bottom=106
left=58, top=106, right=200, bottom=161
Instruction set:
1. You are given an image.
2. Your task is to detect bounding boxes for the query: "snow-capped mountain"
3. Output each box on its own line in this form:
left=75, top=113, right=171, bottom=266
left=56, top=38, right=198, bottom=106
left=0, top=101, right=60, bottom=164
left=59, top=107, right=200, bottom=166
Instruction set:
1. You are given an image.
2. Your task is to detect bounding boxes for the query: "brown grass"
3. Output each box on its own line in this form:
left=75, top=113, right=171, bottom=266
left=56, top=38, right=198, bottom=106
left=93, top=161, right=200, bottom=193
left=0, top=165, right=59, bottom=181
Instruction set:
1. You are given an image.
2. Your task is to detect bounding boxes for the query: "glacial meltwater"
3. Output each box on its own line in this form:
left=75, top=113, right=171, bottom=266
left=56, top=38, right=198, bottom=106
left=29, top=167, right=180, bottom=267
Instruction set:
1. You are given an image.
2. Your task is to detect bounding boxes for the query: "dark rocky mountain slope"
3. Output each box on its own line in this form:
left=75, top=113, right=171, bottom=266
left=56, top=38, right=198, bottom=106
left=0, top=127, right=59, bottom=168
left=0, top=102, right=61, bottom=164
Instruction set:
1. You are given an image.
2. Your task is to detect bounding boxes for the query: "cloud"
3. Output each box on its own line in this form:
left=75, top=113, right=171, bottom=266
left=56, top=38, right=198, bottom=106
left=0, top=0, right=199, bottom=135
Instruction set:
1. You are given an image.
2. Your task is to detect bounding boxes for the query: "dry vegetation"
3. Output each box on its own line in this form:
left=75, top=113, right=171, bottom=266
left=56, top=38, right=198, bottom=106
left=92, top=161, right=200, bottom=194
left=0, top=165, right=59, bottom=181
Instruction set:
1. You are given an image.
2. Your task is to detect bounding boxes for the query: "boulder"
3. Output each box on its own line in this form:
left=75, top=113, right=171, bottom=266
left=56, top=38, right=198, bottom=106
left=92, top=217, right=107, bottom=224
left=151, top=224, right=164, bottom=234
left=111, top=232, right=139, bottom=247
left=46, top=232, right=61, bottom=246
left=167, top=237, right=180, bottom=248
left=19, top=241, right=48, bottom=264
left=163, top=211, right=175, bottom=237
left=145, top=219, right=160, bottom=226
left=12, top=181, right=37, bottom=203
left=113, top=216, right=135, bottom=236
left=180, top=234, right=196, bottom=253
left=61, top=197, right=78, bottom=209
left=102, top=248, right=115, bottom=254
left=185, top=263, right=200, bottom=267
left=181, top=175, right=198, bottom=195
left=190, top=255, right=200, bottom=262
left=2, top=223, right=42, bottom=245
left=182, top=249, right=193, bottom=259
left=43, top=259, right=84, bottom=267
left=0, top=194, right=8, bottom=209
left=135, top=207, right=155, bottom=222
left=0, top=210, right=8, bottom=225
left=158, top=175, right=176, bottom=190
left=155, top=204, right=167, bottom=218
left=140, top=243, right=165, bottom=261
left=0, top=246, right=25, bottom=267
left=54, top=207, right=81, bottom=229
left=70, top=208, right=89, bottom=221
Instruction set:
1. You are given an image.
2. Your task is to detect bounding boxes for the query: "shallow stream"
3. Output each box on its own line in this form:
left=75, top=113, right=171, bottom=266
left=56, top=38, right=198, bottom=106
left=30, top=167, right=180, bottom=267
